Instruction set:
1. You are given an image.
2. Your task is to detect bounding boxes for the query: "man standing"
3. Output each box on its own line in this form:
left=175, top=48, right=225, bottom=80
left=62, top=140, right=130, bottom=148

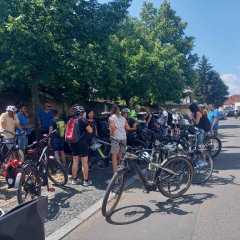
left=37, top=102, right=54, bottom=134
left=0, top=105, right=23, bottom=148
left=208, top=103, right=219, bottom=136
left=158, top=105, right=169, bottom=136
left=16, top=104, right=32, bottom=151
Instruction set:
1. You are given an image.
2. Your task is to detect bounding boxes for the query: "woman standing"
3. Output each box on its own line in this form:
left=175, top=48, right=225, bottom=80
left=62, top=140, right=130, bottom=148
left=69, top=106, right=93, bottom=186
left=170, top=108, right=180, bottom=136
left=189, top=102, right=207, bottom=167
left=109, top=104, right=131, bottom=173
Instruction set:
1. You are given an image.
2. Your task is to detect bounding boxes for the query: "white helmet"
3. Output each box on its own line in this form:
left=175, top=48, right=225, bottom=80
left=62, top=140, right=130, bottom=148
left=121, top=108, right=130, bottom=113
left=73, top=105, right=85, bottom=114
left=6, top=105, right=18, bottom=112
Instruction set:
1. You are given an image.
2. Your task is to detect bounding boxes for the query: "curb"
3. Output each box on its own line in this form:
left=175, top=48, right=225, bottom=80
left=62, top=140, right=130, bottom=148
left=46, top=170, right=144, bottom=240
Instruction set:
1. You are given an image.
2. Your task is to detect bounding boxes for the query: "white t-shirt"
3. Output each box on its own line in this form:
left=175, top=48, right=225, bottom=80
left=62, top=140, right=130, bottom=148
left=172, top=113, right=180, bottom=125
left=109, top=114, right=127, bottom=140
left=157, top=111, right=168, bottom=126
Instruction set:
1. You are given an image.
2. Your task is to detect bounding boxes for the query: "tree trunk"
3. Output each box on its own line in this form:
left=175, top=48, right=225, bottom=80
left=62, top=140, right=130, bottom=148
left=31, top=74, right=40, bottom=139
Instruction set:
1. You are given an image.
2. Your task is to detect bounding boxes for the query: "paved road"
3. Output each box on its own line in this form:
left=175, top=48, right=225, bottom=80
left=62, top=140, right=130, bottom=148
left=63, top=118, right=240, bottom=240
left=0, top=152, right=137, bottom=237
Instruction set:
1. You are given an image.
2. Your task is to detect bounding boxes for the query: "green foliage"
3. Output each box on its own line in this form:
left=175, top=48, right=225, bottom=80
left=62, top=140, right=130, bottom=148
left=0, top=0, right=225, bottom=109
left=194, top=55, right=229, bottom=107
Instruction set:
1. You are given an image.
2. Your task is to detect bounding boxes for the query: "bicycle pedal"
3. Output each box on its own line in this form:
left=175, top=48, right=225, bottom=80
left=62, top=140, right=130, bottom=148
left=49, top=187, right=55, bottom=192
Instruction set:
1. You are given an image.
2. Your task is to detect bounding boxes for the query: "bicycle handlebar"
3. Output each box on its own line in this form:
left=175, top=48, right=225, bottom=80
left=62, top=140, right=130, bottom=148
left=0, top=129, right=26, bottom=137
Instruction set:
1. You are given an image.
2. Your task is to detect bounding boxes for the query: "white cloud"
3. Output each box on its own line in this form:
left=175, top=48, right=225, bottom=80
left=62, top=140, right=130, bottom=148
left=221, top=73, right=240, bottom=95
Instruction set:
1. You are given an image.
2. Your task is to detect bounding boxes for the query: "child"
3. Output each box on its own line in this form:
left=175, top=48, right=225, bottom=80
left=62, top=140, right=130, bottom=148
left=49, top=109, right=66, bottom=166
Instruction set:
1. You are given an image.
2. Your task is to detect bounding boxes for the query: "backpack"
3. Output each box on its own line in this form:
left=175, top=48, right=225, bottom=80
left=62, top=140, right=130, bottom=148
left=65, top=117, right=82, bottom=143
left=167, top=112, right=173, bottom=126
left=56, top=120, right=65, bottom=138
left=201, top=114, right=211, bottom=132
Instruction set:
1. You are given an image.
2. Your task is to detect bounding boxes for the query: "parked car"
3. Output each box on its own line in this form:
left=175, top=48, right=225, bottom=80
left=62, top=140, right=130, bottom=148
left=226, top=110, right=234, bottom=117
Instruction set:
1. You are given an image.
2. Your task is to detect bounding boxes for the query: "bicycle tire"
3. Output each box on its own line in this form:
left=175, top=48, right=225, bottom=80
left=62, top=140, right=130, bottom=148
left=192, top=152, right=213, bottom=184
left=204, top=136, right=222, bottom=159
left=157, top=156, right=193, bottom=199
left=16, top=165, right=41, bottom=204
left=102, top=170, right=126, bottom=217
left=48, top=158, right=68, bottom=186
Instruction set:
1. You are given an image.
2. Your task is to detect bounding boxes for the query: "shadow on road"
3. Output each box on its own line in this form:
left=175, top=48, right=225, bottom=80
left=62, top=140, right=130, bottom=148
left=106, top=193, right=216, bottom=225
left=46, top=185, right=88, bottom=221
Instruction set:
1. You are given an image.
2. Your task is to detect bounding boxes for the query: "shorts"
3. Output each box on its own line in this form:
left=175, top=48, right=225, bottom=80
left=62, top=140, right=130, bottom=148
left=110, top=139, right=127, bottom=154
left=69, top=140, right=89, bottom=157
left=196, top=128, right=205, bottom=146
left=51, top=137, right=65, bottom=151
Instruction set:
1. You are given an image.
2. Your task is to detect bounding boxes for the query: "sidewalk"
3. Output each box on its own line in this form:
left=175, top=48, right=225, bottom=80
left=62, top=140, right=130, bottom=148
left=0, top=159, right=142, bottom=238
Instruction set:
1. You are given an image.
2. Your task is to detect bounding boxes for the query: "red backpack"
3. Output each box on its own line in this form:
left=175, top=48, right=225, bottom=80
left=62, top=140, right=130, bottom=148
left=65, top=117, right=82, bottom=143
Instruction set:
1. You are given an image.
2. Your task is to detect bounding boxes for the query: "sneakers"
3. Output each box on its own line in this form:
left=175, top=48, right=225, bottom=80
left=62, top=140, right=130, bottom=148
left=195, top=160, right=208, bottom=168
left=71, top=178, right=81, bottom=185
left=83, top=179, right=93, bottom=187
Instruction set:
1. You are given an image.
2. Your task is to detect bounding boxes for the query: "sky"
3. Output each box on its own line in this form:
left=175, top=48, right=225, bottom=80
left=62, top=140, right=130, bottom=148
left=98, top=0, right=240, bottom=96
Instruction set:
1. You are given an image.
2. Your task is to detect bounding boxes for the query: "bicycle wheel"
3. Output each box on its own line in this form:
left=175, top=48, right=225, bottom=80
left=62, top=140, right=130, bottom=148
left=102, top=170, right=126, bottom=217
left=204, top=136, right=222, bottom=159
left=157, top=156, right=193, bottom=199
left=192, top=152, right=213, bottom=184
left=48, top=158, right=68, bottom=186
left=16, top=165, right=41, bottom=204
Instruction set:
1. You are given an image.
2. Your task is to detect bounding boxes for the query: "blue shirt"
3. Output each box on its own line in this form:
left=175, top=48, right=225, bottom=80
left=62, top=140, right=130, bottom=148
left=208, top=109, right=219, bottom=129
left=16, top=112, right=31, bottom=135
left=38, top=108, right=53, bottom=130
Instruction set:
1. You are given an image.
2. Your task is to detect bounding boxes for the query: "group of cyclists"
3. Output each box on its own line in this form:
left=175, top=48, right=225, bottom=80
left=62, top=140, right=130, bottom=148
left=0, top=100, right=220, bottom=188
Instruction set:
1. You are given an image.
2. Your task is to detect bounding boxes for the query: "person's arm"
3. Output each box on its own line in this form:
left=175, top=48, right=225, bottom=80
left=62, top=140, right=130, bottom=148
left=15, top=115, right=23, bottom=131
left=212, top=112, right=219, bottom=129
left=125, top=121, right=131, bottom=131
left=146, top=114, right=152, bottom=127
left=37, top=110, right=42, bottom=129
left=109, top=119, right=116, bottom=138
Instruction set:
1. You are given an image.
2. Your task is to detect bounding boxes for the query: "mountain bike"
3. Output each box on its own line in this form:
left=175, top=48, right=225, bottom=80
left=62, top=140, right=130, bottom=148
left=101, top=138, right=193, bottom=217
left=15, top=130, right=68, bottom=204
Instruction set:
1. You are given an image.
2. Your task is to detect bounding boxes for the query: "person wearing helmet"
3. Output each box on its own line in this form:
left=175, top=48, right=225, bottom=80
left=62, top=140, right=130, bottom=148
left=0, top=105, right=23, bottom=148
left=170, top=108, right=180, bottom=136
left=130, top=104, right=142, bottom=122
left=69, top=105, right=93, bottom=186
left=37, top=102, right=54, bottom=135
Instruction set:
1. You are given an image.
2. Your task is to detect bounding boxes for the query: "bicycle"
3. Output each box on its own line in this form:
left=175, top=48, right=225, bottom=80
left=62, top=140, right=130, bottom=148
left=161, top=129, right=213, bottom=184
left=15, top=130, right=68, bottom=204
left=101, top=138, right=193, bottom=217
left=0, top=130, right=25, bottom=188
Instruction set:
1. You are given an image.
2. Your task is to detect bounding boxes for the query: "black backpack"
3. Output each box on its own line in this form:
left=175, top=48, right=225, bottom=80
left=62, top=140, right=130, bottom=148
left=201, top=114, right=211, bottom=132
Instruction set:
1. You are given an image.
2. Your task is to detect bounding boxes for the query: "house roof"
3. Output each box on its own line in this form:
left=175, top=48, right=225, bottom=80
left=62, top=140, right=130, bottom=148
left=224, top=95, right=240, bottom=105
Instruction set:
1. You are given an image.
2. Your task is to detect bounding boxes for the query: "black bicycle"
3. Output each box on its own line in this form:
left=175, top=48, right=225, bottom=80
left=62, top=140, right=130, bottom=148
left=15, top=130, right=68, bottom=204
left=101, top=138, right=193, bottom=217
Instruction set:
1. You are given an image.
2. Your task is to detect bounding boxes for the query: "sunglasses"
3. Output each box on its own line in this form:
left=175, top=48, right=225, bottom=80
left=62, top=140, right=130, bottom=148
left=47, top=105, right=52, bottom=108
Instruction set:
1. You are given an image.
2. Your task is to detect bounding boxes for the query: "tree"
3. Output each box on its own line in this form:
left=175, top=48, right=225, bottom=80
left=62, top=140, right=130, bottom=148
left=0, top=0, right=131, bottom=124
left=195, top=56, right=229, bottom=106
